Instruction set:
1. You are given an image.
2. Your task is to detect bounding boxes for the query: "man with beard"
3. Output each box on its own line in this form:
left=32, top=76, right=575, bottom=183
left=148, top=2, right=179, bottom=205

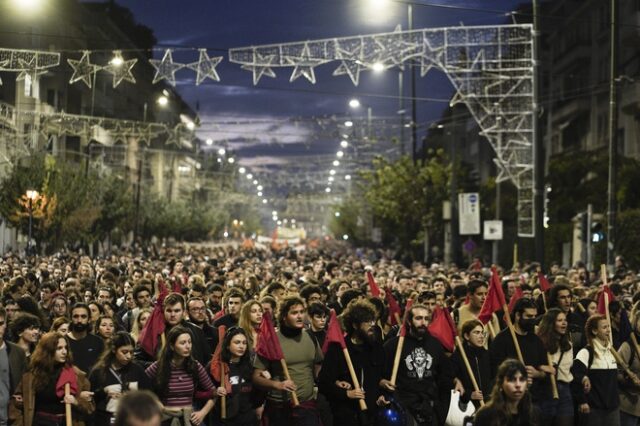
left=186, top=296, right=216, bottom=354
left=383, top=304, right=453, bottom=426
left=206, top=283, right=224, bottom=315
left=489, top=298, right=550, bottom=402
left=318, top=300, right=389, bottom=426
left=253, top=296, right=323, bottom=426
left=68, top=302, right=105, bottom=373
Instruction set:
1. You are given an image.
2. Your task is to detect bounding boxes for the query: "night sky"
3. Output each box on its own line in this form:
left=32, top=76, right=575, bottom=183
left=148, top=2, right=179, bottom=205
left=110, top=0, right=525, bottom=194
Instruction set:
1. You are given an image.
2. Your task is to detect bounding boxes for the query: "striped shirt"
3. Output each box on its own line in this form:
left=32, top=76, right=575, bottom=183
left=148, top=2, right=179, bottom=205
left=145, top=360, right=214, bottom=407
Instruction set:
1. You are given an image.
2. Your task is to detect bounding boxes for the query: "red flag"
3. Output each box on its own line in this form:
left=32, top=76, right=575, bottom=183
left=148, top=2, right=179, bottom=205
left=597, top=285, right=616, bottom=315
left=399, top=299, right=414, bottom=337
left=428, top=307, right=457, bottom=352
left=139, top=287, right=169, bottom=357
left=55, top=366, right=78, bottom=398
left=366, top=271, right=381, bottom=298
left=210, top=326, right=231, bottom=393
left=386, top=289, right=402, bottom=326
left=508, top=286, right=524, bottom=313
left=322, top=309, right=346, bottom=353
left=255, top=311, right=284, bottom=361
left=478, top=267, right=506, bottom=325
left=538, top=271, right=552, bottom=292
left=213, top=308, right=226, bottom=321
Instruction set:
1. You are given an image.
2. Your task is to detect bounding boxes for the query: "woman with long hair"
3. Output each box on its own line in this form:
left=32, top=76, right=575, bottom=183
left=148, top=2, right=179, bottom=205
left=130, top=308, right=152, bottom=343
left=50, top=317, right=70, bottom=336
left=451, top=319, right=491, bottom=408
left=619, top=307, right=640, bottom=426
left=9, top=332, right=94, bottom=426
left=238, top=301, right=263, bottom=350
left=535, top=308, right=574, bottom=426
left=472, top=359, right=538, bottom=426
left=571, top=314, right=620, bottom=426
left=212, top=327, right=257, bottom=425
left=145, top=326, right=215, bottom=426
left=89, top=332, right=151, bottom=426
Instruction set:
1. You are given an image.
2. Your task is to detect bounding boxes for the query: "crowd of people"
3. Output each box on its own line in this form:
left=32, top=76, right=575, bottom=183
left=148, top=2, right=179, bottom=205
left=0, top=245, right=637, bottom=426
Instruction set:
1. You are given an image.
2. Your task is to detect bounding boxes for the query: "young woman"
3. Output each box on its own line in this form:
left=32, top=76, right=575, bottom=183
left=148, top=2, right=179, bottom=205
left=50, top=296, right=69, bottom=320
left=50, top=317, right=70, bottom=336
left=238, top=301, right=263, bottom=350
left=88, top=301, right=105, bottom=326
left=10, top=313, right=41, bottom=359
left=571, top=314, right=620, bottom=426
left=130, top=308, right=152, bottom=343
left=212, top=327, right=257, bottom=425
left=145, top=326, right=215, bottom=426
left=619, top=308, right=640, bottom=426
left=473, top=359, right=539, bottom=426
left=89, top=332, right=151, bottom=426
left=451, top=319, right=491, bottom=408
left=95, top=316, right=115, bottom=341
left=9, top=332, right=94, bottom=426
left=536, top=308, right=574, bottom=426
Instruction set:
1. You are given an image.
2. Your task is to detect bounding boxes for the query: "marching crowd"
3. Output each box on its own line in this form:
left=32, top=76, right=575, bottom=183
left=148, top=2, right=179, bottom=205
left=0, top=245, right=637, bottom=426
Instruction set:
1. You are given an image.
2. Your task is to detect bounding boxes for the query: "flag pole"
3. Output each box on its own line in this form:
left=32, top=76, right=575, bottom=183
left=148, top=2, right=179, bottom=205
left=342, top=348, right=367, bottom=411
left=390, top=300, right=413, bottom=386
left=502, top=302, right=524, bottom=364
left=279, top=359, right=300, bottom=406
left=65, top=383, right=72, bottom=426
left=546, top=353, right=559, bottom=399
left=220, top=363, right=226, bottom=419
left=455, top=337, right=485, bottom=407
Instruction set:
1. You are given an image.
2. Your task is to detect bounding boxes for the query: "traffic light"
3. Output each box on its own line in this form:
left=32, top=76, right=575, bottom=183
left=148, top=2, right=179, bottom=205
left=592, top=221, right=604, bottom=243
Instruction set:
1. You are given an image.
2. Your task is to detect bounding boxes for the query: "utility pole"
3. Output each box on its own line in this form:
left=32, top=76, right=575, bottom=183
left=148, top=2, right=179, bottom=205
left=607, top=0, right=618, bottom=268
left=408, top=4, right=418, bottom=164
left=399, top=72, right=405, bottom=156
left=532, top=0, right=545, bottom=267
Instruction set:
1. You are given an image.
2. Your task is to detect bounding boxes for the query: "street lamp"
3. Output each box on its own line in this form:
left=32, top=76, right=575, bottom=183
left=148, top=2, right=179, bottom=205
left=25, top=189, right=38, bottom=256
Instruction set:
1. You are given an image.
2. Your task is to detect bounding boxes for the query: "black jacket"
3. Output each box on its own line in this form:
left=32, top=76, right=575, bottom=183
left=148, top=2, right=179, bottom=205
left=5, top=341, right=27, bottom=395
left=451, top=341, right=491, bottom=406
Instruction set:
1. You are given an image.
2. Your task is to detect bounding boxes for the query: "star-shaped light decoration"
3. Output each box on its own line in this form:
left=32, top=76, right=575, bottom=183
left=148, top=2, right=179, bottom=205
left=418, top=35, right=445, bottom=77
left=333, top=39, right=364, bottom=86
left=373, top=25, right=420, bottom=70
left=67, top=51, right=100, bottom=88
left=240, top=50, right=277, bottom=85
left=149, top=49, right=185, bottom=86
left=186, top=49, right=223, bottom=85
left=287, top=43, right=327, bottom=84
left=105, top=50, right=137, bottom=88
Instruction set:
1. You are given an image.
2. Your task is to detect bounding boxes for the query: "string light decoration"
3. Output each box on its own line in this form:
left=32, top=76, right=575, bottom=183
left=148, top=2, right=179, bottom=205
left=187, top=49, right=223, bottom=85
left=0, top=48, right=60, bottom=85
left=149, top=49, right=185, bottom=86
left=104, top=50, right=138, bottom=88
left=229, top=24, right=536, bottom=237
left=67, top=51, right=100, bottom=88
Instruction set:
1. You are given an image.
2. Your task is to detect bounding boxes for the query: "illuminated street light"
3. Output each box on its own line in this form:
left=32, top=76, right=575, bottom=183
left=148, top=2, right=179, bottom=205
left=253, top=180, right=258, bottom=185
left=109, top=52, right=124, bottom=67
left=206, top=138, right=213, bottom=146
left=335, top=212, right=341, bottom=217
left=328, top=176, right=334, bottom=182
left=343, top=234, right=349, bottom=240
left=239, top=167, right=246, bottom=174
left=372, top=62, right=385, bottom=72
left=345, top=175, right=352, bottom=180
left=340, top=140, right=348, bottom=148
left=186, top=121, right=195, bottom=131
left=257, top=191, right=263, bottom=197
left=218, top=148, right=226, bottom=156
left=344, top=120, right=353, bottom=127
left=349, top=99, right=361, bottom=108
left=157, top=95, right=169, bottom=106
left=336, top=151, right=344, bottom=158
left=12, top=0, right=44, bottom=12
left=262, top=199, right=268, bottom=204
left=227, top=157, right=235, bottom=164
left=223, top=231, right=229, bottom=238
left=325, top=187, right=331, bottom=193
left=333, top=160, right=340, bottom=166
left=291, top=219, right=296, bottom=224
left=277, top=220, right=282, bottom=226
left=257, top=185, right=263, bottom=191
left=272, top=211, right=277, bottom=216
left=329, top=169, right=336, bottom=175
left=246, top=174, right=253, bottom=179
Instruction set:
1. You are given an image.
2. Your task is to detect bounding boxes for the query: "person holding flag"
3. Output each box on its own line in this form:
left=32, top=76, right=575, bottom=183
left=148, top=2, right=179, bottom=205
left=252, top=296, right=323, bottom=426
left=453, top=280, right=500, bottom=342
left=383, top=303, right=453, bottom=426
left=318, top=301, right=389, bottom=426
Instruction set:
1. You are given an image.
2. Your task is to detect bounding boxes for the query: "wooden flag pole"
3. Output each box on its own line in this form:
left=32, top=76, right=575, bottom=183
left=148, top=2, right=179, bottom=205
left=609, top=347, right=640, bottom=387
left=502, top=302, right=524, bottom=364
left=390, top=336, right=405, bottom=386
left=342, top=348, right=367, bottom=411
left=279, top=359, right=300, bottom=406
left=220, top=363, right=227, bottom=419
left=486, top=321, right=496, bottom=340
left=513, top=243, right=518, bottom=269
left=65, top=383, right=72, bottom=426
left=546, top=353, right=559, bottom=399
left=604, top=293, right=613, bottom=346
left=576, top=303, right=586, bottom=313
left=455, top=337, right=485, bottom=407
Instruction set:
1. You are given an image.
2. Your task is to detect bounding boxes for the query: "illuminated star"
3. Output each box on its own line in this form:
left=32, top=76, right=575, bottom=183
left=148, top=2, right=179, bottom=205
left=241, top=50, right=278, bottom=85
left=187, top=49, right=222, bottom=85
left=105, top=51, right=137, bottom=88
left=418, top=35, right=444, bottom=77
left=149, top=49, right=185, bottom=86
left=67, top=51, right=100, bottom=88
left=333, top=40, right=364, bottom=86
left=287, top=43, right=327, bottom=84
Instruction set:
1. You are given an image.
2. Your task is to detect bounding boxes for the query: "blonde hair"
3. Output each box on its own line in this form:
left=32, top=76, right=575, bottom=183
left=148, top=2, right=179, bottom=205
left=131, top=308, right=153, bottom=342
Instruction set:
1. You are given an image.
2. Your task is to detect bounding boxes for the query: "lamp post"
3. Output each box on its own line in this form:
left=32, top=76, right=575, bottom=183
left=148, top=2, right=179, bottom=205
left=25, top=189, right=39, bottom=256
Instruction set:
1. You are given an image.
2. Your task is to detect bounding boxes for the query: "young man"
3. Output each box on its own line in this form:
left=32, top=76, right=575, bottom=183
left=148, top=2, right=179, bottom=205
left=454, top=280, right=500, bottom=341
left=68, top=302, right=105, bottom=374
left=186, top=296, right=216, bottom=354
left=114, top=390, right=162, bottom=426
left=383, top=304, right=453, bottom=426
left=212, top=288, right=244, bottom=328
left=318, top=300, right=389, bottom=425
left=253, top=296, right=323, bottom=426
left=0, top=306, right=27, bottom=426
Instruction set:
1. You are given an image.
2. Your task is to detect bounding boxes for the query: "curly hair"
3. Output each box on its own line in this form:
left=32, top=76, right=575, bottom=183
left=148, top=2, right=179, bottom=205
left=340, top=299, right=376, bottom=335
left=30, top=332, right=73, bottom=391
left=276, top=295, right=305, bottom=327
left=152, top=326, right=198, bottom=398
